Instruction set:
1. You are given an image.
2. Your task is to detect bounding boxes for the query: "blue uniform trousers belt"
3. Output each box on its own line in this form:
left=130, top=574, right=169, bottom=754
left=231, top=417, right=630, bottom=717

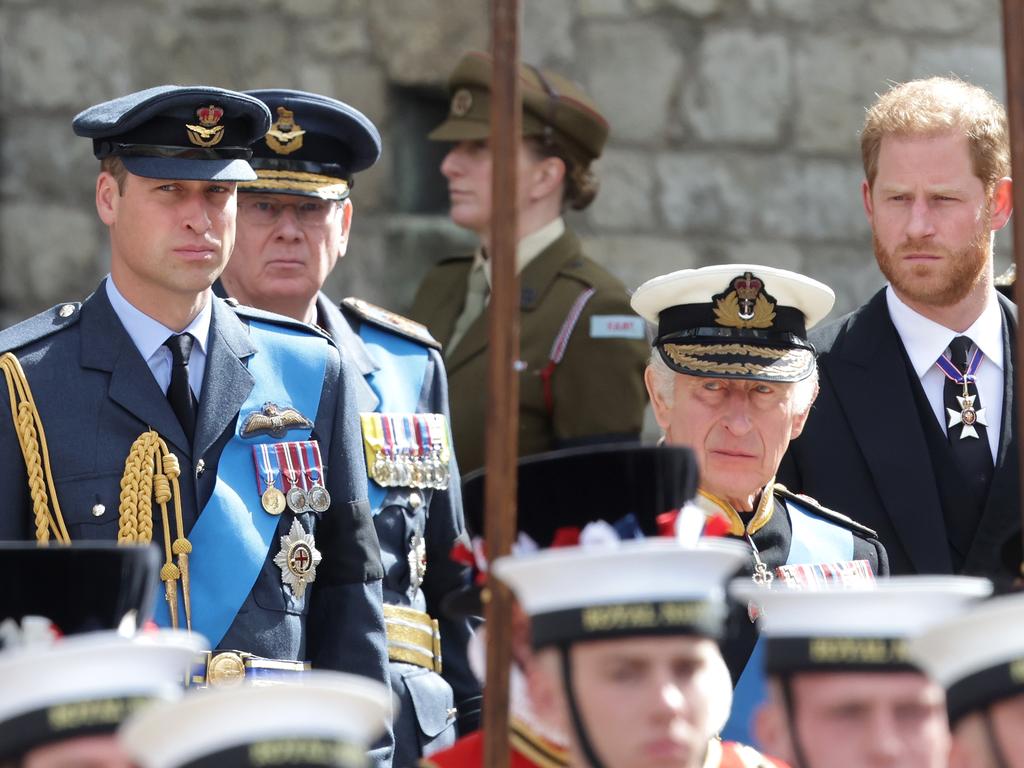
left=384, top=604, right=443, bottom=674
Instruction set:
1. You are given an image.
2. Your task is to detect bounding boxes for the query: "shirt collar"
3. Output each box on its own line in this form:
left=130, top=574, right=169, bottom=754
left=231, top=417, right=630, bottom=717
left=477, top=217, right=566, bottom=287
left=105, top=276, right=212, bottom=361
left=885, top=285, right=1004, bottom=378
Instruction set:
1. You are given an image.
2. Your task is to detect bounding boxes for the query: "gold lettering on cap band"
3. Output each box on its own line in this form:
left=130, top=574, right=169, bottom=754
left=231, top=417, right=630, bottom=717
left=808, top=638, right=909, bottom=665
left=581, top=601, right=707, bottom=633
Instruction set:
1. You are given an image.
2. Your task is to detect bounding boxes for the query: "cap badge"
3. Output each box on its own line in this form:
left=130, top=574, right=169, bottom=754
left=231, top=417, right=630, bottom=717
left=451, top=88, right=473, bottom=117
left=186, top=104, right=226, bottom=148
left=713, top=272, right=776, bottom=329
left=273, top=518, right=322, bottom=600
left=265, top=106, right=306, bottom=156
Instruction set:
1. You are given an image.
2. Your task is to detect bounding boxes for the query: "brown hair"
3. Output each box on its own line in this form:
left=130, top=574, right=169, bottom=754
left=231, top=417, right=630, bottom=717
left=526, top=137, right=600, bottom=211
left=100, top=156, right=128, bottom=195
left=861, top=77, right=1010, bottom=191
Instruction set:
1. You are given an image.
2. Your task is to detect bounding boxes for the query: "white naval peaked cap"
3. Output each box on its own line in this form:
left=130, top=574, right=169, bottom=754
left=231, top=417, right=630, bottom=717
left=120, top=671, right=392, bottom=768
left=0, top=630, right=205, bottom=760
left=631, top=264, right=835, bottom=383
left=731, top=576, right=991, bottom=674
left=908, top=590, right=1024, bottom=724
left=492, top=538, right=750, bottom=648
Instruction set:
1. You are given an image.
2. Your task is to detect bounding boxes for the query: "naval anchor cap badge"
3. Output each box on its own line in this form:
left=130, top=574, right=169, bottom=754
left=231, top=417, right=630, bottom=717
left=186, top=104, right=226, bottom=148
left=713, top=271, right=777, bottom=329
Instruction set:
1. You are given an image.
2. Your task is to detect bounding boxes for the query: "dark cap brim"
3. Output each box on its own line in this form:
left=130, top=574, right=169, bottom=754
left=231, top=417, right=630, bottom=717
left=121, top=156, right=257, bottom=182
left=659, top=342, right=816, bottom=383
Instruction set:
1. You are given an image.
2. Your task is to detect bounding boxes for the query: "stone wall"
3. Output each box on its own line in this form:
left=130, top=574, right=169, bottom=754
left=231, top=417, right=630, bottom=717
left=0, top=0, right=1012, bottom=328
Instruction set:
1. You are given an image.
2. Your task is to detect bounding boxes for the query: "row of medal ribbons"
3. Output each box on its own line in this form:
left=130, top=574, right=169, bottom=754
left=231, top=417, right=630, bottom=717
left=360, top=412, right=451, bottom=491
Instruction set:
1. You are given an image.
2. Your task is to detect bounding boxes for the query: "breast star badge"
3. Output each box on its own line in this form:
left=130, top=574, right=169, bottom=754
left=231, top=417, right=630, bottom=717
left=273, top=518, right=322, bottom=599
left=947, top=392, right=987, bottom=440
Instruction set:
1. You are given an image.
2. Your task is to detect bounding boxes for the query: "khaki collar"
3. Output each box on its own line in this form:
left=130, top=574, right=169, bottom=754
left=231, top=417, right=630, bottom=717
left=695, top=480, right=776, bottom=537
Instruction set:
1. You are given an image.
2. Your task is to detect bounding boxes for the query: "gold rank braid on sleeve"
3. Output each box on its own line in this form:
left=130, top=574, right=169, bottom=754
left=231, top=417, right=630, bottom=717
left=0, top=352, right=70, bottom=545
left=118, top=430, right=193, bottom=631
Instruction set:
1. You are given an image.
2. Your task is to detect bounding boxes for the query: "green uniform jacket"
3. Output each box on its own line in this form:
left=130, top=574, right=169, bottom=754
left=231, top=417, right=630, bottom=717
left=409, top=228, right=649, bottom=473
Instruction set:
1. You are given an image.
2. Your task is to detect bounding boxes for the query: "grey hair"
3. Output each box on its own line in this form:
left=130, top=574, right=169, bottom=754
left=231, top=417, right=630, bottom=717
left=646, top=350, right=819, bottom=416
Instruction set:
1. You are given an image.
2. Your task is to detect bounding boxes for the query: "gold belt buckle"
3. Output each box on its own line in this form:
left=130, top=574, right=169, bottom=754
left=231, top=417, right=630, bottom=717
left=207, top=651, right=248, bottom=688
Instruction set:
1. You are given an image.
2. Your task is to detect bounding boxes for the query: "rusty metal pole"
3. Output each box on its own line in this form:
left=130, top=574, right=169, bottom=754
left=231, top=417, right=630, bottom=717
left=482, top=2, right=521, bottom=767
left=1003, top=0, right=1024, bottom=572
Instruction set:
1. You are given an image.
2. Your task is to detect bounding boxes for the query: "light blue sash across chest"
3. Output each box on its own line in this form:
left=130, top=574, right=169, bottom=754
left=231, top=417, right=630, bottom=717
left=722, top=497, right=856, bottom=745
left=357, top=324, right=430, bottom=514
left=153, top=321, right=327, bottom=647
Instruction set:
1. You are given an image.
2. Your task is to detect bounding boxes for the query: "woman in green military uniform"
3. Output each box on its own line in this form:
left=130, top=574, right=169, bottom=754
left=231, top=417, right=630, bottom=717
left=409, top=52, right=649, bottom=473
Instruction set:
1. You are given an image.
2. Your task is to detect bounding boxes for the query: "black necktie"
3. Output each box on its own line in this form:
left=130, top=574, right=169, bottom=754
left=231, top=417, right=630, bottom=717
left=164, top=334, right=198, bottom=443
left=942, top=336, right=993, bottom=501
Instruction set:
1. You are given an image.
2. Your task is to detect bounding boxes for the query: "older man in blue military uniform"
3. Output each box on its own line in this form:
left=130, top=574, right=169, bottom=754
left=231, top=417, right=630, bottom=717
left=0, top=86, right=393, bottom=764
left=217, top=89, right=478, bottom=764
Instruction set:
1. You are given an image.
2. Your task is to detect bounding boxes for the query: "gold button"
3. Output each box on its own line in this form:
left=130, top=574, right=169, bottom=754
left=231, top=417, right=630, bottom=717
left=91, top=503, right=105, bottom=517
left=409, top=492, right=423, bottom=509
left=58, top=304, right=76, bottom=318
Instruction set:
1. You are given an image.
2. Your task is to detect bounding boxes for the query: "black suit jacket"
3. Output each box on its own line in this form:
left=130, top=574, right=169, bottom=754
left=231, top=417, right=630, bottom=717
left=780, top=288, right=1019, bottom=579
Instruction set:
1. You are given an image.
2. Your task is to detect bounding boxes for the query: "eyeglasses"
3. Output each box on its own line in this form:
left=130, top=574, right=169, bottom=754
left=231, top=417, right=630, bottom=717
left=238, top=197, right=337, bottom=226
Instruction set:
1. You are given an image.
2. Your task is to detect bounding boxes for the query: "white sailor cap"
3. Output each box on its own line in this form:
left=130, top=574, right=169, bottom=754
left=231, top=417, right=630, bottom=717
left=631, top=264, right=835, bottom=383
left=492, top=538, right=749, bottom=648
left=731, top=576, right=992, bottom=675
left=0, top=630, right=204, bottom=761
left=908, top=591, right=1024, bottom=724
left=120, top=671, right=392, bottom=768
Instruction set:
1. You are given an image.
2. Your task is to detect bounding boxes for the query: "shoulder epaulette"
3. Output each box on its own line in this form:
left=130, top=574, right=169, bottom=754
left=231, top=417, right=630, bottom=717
left=0, top=302, right=82, bottom=354
left=774, top=483, right=878, bottom=539
left=341, top=297, right=441, bottom=351
left=228, top=300, right=332, bottom=342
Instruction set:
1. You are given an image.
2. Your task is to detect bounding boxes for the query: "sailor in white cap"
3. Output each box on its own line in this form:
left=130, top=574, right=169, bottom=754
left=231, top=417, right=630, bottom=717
left=632, top=264, right=890, bottom=743
left=734, top=576, right=991, bottom=768
left=120, top=671, right=391, bottom=768
left=0, top=630, right=203, bottom=768
left=493, top=538, right=787, bottom=768
left=909, top=590, right=1024, bottom=768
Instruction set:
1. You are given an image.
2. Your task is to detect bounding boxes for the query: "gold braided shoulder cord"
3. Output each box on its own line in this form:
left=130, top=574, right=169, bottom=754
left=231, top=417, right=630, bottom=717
left=119, top=430, right=193, bottom=631
left=0, top=353, right=70, bottom=545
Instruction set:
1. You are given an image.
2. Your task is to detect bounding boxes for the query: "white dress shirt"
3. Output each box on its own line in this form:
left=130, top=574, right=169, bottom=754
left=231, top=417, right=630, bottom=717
left=886, top=286, right=1003, bottom=461
left=106, top=277, right=211, bottom=399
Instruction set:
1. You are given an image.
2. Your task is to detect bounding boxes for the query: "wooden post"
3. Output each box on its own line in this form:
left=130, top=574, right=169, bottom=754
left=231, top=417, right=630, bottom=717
left=1003, top=0, right=1024, bottom=573
left=482, top=2, right=521, bottom=767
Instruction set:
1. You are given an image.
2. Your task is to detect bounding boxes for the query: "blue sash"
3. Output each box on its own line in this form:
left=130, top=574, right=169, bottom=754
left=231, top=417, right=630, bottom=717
left=153, top=321, right=327, bottom=646
left=358, top=324, right=430, bottom=514
left=721, top=496, right=855, bottom=745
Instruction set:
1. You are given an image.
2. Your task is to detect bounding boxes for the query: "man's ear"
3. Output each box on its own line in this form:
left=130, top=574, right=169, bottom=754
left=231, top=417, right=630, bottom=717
left=645, top=366, right=674, bottom=432
left=754, top=698, right=794, bottom=765
left=335, top=199, right=354, bottom=259
left=861, top=178, right=875, bottom=226
left=990, top=177, right=1013, bottom=231
left=96, top=172, right=120, bottom=227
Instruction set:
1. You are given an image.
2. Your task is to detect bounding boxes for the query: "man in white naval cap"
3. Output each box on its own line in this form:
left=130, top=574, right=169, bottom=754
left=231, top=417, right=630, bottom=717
left=493, top=537, right=790, bottom=768
left=630, top=264, right=890, bottom=741
left=909, top=590, right=1024, bottom=768
left=736, top=576, right=991, bottom=768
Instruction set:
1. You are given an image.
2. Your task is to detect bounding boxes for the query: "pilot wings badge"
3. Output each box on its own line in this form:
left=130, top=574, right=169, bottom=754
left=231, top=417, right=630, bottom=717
left=241, top=402, right=314, bottom=439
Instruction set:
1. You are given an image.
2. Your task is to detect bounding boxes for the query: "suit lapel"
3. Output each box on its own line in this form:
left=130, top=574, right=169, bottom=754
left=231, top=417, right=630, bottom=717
left=964, top=296, right=1019, bottom=572
left=192, top=299, right=256, bottom=461
left=826, top=290, right=953, bottom=573
left=80, top=284, right=191, bottom=455
left=318, top=294, right=380, bottom=413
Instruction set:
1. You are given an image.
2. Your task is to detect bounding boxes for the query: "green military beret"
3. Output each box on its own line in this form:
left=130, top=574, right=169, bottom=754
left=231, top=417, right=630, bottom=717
left=429, top=51, right=608, bottom=165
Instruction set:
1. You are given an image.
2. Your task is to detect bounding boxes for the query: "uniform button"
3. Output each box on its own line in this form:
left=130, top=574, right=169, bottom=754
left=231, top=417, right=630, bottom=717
left=59, top=304, right=76, bottom=318
left=196, top=458, right=206, bottom=476
left=409, top=492, right=423, bottom=509
left=91, top=503, right=105, bottom=517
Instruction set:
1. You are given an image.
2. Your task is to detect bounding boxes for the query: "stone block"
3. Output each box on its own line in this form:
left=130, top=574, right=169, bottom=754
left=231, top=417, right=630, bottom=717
left=869, top=0, right=993, bottom=33
left=523, top=1, right=575, bottom=64
left=910, top=43, right=1005, bottom=102
left=1, top=116, right=97, bottom=203
left=0, top=202, right=105, bottom=313
left=368, top=0, right=488, bottom=86
left=682, top=28, right=790, bottom=144
left=327, top=62, right=390, bottom=131
left=578, top=22, right=684, bottom=143
left=633, top=0, right=724, bottom=17
left=802, top=244, right=884, bottom=317
left=749, top=0, right=868, bottom=26
left=580, top=235, right=700, bottom=292
left=585, top=149, right=656, bottom=231
left=577, top=0, right=630, bottom=17
left=794, top=34, right=911, bottom=154
left=728, top=241, right=804, bottom=273
left=304, top=16, right=371, bottom=58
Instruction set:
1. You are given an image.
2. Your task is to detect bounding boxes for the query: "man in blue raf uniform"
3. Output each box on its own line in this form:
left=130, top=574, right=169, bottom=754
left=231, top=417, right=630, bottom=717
left=0, top=85, right=392, bottom=763
left=217, top=89, right=478, bottom=763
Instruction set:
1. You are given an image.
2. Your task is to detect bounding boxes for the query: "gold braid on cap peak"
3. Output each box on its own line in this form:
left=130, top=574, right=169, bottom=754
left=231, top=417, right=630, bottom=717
left=0, top=353, right=70, bottom=545
left=662, top=343, right=810, bottom=379
left=119, top=431, right=192, bottom=631
left=239, top=169, right=350, bottom=198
